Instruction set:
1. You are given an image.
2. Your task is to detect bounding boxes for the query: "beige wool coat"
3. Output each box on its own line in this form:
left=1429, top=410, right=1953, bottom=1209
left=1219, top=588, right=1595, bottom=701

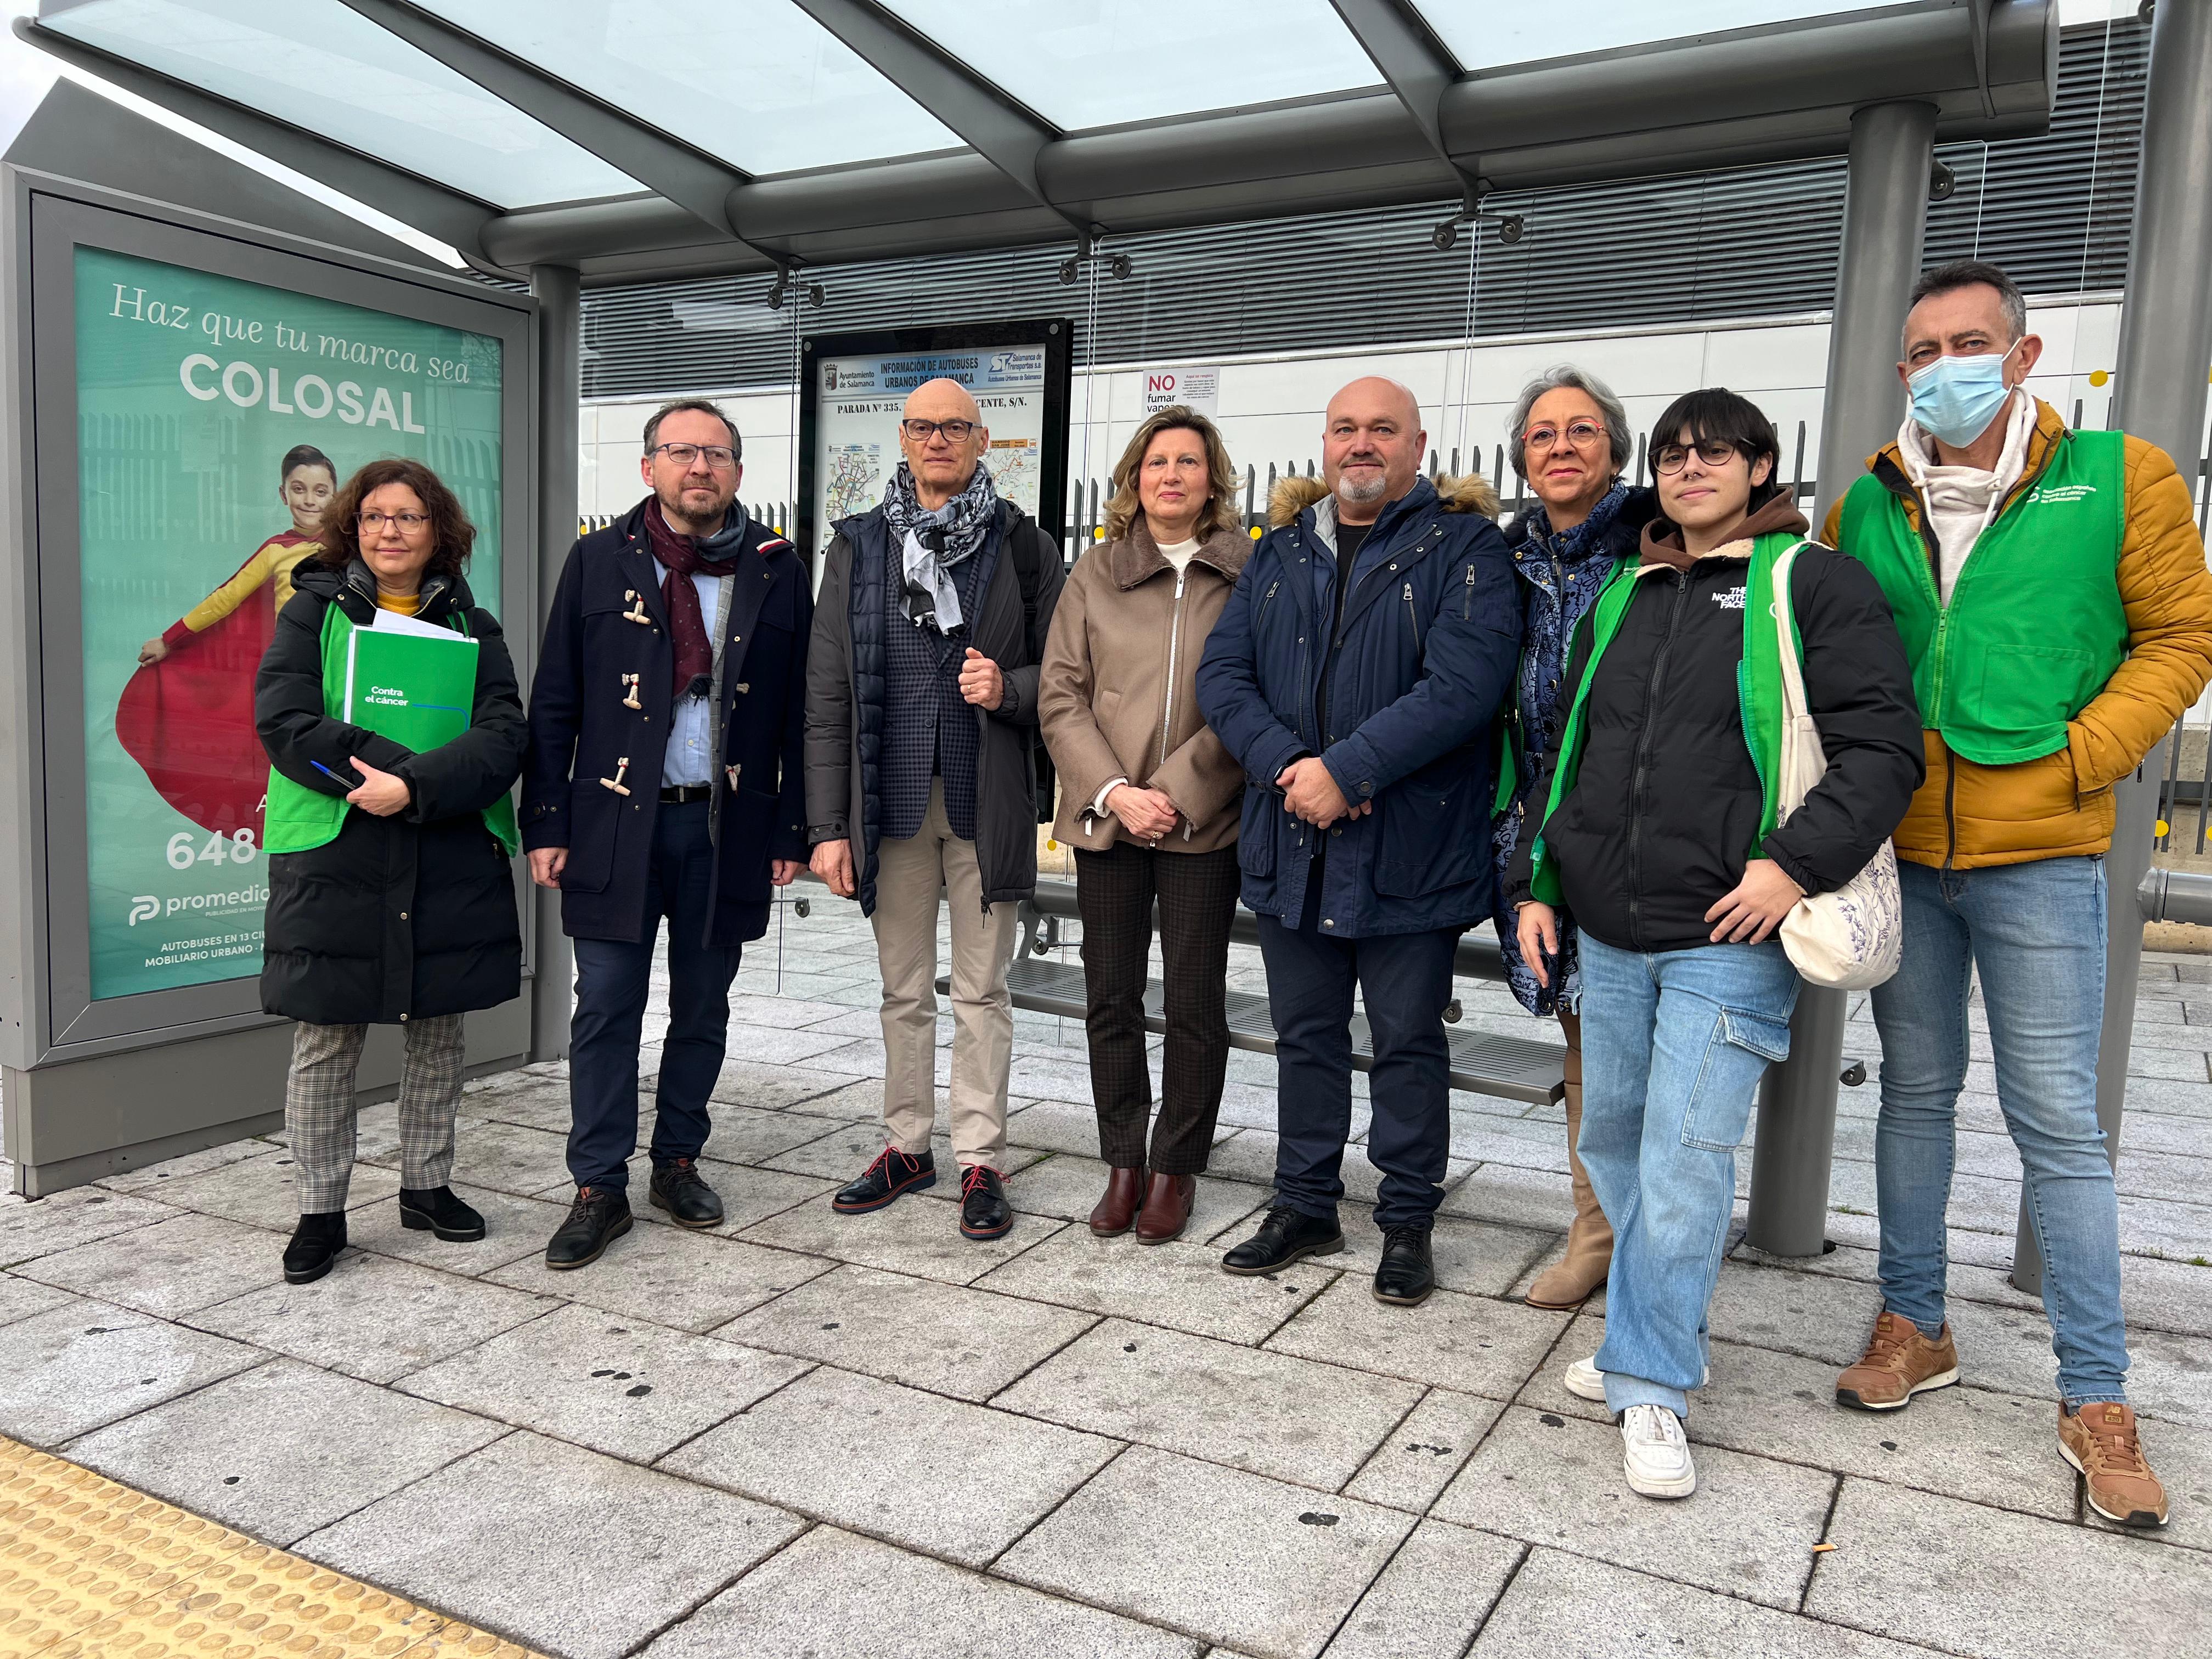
left=1038, top=519, right=1251, bottom=854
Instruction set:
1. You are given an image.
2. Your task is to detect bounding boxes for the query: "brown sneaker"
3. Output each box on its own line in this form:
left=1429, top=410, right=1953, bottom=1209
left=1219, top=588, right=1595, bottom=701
left=1835, top=1310, right=1960, bottom=1411
left=2059, top=1403, right=2169, bottom=1528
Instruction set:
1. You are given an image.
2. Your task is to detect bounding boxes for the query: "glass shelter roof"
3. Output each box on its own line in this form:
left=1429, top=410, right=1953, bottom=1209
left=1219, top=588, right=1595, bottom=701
left=21, top=0, right=2059, bottom=280
left=415, top=0, right=961, bottom=177
left=41, top=0, right=639, bottom=208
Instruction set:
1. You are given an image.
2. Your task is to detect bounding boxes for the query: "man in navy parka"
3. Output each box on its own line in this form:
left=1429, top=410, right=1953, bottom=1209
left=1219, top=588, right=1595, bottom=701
left=1196, top=377, right=1520, bottom=1307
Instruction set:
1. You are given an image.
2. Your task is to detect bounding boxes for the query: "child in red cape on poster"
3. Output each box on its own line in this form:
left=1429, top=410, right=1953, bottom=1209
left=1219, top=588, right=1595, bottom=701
left=118, top=443, right=338, bottom=839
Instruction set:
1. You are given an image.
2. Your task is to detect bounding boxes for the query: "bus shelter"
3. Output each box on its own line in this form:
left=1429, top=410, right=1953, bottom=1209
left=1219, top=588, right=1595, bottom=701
left=5, top=1, right=2208, bottom=1297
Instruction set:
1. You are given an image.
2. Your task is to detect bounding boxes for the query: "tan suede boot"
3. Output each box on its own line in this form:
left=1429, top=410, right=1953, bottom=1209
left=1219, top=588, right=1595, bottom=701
left=1526, top=1013, right=1613, bottom=1309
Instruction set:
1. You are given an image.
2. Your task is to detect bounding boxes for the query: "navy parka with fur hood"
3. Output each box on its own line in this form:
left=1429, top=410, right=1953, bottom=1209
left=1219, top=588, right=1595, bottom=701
left=1195, top=473, right=1521, bottom=938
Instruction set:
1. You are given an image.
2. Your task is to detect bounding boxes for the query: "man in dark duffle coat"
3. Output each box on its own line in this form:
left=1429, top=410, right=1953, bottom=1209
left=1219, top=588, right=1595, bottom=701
left=522, top=399, right=810, bottom=1269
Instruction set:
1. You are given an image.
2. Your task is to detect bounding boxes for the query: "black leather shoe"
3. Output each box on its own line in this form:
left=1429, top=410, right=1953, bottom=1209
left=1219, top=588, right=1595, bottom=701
left=283, top=1211, right=347, bottom=1285
left=1221, top=1205, right=1345, bottom=1276
left=648, top=1158, right=725, bottom=1228
left=1373, top=1224, right=1436, bottom=1306
left=958, top=1165, right=1013, bottom=1240
left=833, top=1147, right=937, bottom=1214
left=545, top=1186, right=632, bottom=1270
left=399, top=1185, right=485, bottom=1242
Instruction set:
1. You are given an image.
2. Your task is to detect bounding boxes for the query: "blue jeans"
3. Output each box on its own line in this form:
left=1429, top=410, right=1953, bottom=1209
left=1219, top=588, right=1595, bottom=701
left=566, top=801, right=742, bottom=1192
left=1870, top=856, right=2128, bottom=1407
left=1579, top=933, right=1801, bottom=1419
left=1256, top=892, right=1460, bottom=1231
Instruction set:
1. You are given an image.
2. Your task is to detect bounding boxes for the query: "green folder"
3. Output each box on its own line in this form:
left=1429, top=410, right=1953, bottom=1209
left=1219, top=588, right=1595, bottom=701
left=343, top=621, right=478, bottom=753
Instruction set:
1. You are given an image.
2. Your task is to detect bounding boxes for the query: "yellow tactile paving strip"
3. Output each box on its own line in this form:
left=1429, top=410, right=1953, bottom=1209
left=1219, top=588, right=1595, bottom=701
left=0, top=1438, right=545, bottom=1659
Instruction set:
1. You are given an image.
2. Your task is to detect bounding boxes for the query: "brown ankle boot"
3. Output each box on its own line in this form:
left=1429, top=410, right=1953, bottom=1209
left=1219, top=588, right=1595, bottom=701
left=1090, top=1165, right=1145, bottom=1237
left=1525, top=1028, right=1613, bottom=1309
left=1135, top=1172, right=1195, bottom=1245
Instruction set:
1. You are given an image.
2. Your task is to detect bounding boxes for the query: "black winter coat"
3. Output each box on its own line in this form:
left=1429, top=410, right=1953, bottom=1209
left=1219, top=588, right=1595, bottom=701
left=1505, top=529, right=1923, bottom=955
left=521, top=500, right=811, bottom=946
left=256, top=561, right=526, bottom=1025
left=804, top=500, right=1064, bottom=917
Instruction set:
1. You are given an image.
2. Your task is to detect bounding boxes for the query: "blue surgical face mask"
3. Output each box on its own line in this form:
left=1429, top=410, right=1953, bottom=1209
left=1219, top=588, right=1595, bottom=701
left=1906, top=341, right=2021, bottom=449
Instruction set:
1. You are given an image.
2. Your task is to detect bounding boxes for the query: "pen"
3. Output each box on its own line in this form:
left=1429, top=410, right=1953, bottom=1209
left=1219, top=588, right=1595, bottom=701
left=311, top=759, right=353, bottom=788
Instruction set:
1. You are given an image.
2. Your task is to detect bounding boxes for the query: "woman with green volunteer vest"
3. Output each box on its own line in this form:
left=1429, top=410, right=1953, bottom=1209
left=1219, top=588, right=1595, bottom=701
left=1504, top=389, right=1923, bottom=1501
left=255, top=456, right=525, bottom=1286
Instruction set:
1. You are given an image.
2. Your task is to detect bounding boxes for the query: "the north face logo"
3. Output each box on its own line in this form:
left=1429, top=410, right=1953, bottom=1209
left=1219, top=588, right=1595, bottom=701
left=1712, top=586, right=1747, bottom=610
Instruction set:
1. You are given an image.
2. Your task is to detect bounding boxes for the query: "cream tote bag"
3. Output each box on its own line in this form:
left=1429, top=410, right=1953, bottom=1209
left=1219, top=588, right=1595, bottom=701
left=1769, top=542, right=1904, bottom=990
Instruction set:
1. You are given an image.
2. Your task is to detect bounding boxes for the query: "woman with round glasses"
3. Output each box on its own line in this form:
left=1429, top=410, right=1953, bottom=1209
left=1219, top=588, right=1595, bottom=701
left=1505, top=388, right=1921, bottom=1500
left=1492, top=366, right=1657, bottom=1311
left=256, top=457, right=526, bottom=1284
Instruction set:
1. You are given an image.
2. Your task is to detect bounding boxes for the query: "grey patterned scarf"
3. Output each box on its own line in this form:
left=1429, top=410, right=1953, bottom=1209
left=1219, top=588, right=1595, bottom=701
left=883, top=459, right=998, bottom=634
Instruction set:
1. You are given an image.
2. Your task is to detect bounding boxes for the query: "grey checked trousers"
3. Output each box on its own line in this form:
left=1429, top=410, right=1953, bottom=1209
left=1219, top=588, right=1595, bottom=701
left=286, top=1015, right=466, bottom=1212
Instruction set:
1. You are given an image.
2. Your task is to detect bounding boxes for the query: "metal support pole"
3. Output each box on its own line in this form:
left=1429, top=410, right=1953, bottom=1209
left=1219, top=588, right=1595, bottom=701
left=2013, top=0, right=2212, bottom=1297
left=528, top=264, right=580, bottom=1065
left=1746, top=100, right=1936, bottom=1257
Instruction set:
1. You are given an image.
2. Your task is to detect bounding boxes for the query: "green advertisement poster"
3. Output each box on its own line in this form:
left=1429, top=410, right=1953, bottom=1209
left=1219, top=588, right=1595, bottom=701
left=75, top=247, right=504, bottom=1002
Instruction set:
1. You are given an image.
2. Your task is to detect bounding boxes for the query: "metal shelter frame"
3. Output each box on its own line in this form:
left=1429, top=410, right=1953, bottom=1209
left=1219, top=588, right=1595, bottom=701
left=13, top=0, right=2211, bottom=1274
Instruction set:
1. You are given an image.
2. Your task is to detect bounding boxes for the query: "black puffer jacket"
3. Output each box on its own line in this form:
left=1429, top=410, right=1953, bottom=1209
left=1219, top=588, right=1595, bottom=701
left=256, top=561, right=526, bottom=1024
left=1505, top=501, right=1923, bottom=955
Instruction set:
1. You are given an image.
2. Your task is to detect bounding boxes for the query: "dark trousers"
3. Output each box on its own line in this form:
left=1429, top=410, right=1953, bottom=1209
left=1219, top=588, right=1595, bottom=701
left=567, top=801, right=741, bottom=1191
left=1074, top=840, right=1240, bottom=1176
left=1257, top=884, right=1459, bottom=1229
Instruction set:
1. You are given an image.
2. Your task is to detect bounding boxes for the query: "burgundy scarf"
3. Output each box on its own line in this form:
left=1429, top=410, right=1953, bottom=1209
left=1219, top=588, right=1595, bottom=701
left=644, top=500, right=741, bottom=697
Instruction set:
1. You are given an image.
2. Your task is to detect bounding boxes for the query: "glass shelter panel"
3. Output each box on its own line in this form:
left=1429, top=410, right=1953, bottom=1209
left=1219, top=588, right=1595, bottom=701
left=1417, top=1, right=1881, bottom=73
left=419, top=0, right=962, bottom=176
left=888, top=0, right=1383, bottom=131
left=41, top=0, right=639, bottom=206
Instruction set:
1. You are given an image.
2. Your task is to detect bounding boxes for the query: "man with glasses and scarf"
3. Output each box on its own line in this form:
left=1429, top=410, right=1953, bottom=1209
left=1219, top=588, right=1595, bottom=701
left=524, top=399, right=812, bottom=1269
left=806, top=377, right=1064, bottom=1242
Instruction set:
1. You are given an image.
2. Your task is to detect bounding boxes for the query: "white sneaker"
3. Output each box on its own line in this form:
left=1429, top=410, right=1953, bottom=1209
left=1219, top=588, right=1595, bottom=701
left=1620, top=1404, right=1697, bottom=1499
left=1562, top=1355, right=1707, bottom=1403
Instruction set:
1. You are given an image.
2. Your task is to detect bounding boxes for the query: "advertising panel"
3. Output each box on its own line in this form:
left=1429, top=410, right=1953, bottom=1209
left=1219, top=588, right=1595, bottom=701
left=797, top=320, right=1073, bottom=568
left=72, top=247, right=504, bottom=1002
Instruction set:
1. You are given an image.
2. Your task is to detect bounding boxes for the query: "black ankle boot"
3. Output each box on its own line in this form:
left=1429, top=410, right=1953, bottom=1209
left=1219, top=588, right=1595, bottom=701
left=399, top=1186, right=486, bottom=1242
left=283, top=1211, right=348, bottom=1285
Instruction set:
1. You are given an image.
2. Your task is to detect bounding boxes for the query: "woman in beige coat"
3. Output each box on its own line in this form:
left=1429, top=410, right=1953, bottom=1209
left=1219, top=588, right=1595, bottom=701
left=1039, top=406, right=1250, bottom=1244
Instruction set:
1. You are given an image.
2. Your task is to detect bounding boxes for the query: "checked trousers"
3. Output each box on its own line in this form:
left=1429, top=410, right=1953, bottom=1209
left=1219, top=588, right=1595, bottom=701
left=286, top=1014, right=466, bottom=1212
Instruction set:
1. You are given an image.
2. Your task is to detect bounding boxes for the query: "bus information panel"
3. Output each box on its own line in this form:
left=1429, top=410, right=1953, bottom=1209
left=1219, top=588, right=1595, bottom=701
left=797, top=319, right=1073, bottom=569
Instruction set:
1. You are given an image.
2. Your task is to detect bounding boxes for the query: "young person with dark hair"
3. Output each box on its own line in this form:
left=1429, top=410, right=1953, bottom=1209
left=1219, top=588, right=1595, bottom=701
left=1506, top=388, right=1923, bottom=1499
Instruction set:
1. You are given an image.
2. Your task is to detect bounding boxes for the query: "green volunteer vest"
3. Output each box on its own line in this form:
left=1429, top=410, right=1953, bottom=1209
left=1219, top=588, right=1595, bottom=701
left=1838, top=427, right=2126, bottom=766
left=262, top=601, right=522, bottom=857
left=1526, top=531, right=1798, bottom=906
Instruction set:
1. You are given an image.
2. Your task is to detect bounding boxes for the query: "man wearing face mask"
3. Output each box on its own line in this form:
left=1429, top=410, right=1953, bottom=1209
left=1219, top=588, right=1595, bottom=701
left=1825, top=261, right=2212, bottom=1528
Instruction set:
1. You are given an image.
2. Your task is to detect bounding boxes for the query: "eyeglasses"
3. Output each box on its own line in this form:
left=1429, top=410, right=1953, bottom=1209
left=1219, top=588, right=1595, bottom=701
left=356, top=510, right=430, bottom=533
left=901, top=419, right=977, bottom=444
left=1652, top=438, right=1744, bottom=474
left=1522, top=419, right=1607, bottom=454
left=651, top=442, right=738, bottom=471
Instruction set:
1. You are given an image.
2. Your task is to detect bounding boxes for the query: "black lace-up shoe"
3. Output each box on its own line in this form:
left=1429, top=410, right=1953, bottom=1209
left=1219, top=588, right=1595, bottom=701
left=958, top=1165, right=1013, bottom=1240
left=1221, top=1205, right=1345, bottom=1276
left=648, top=1158, right=725, bottom=1228
left=283, top=1211, right=347, bottom=1285
left=399, top=1185, right=486, bottom=1242
left=833, top=1147, right=937, bottom=1214
left=545, top=1186, right=633, bottom=1270
left=1373, top=1224, right=1436, bottom=1306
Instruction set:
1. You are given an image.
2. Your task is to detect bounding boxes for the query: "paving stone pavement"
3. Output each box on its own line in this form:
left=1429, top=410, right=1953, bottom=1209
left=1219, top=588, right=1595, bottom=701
left=1, top=901, right=2208, bottom=1657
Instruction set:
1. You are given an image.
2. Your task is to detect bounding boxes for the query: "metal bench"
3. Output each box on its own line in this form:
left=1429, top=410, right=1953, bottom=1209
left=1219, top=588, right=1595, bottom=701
left=957, top=878, right=1566, bottom=1105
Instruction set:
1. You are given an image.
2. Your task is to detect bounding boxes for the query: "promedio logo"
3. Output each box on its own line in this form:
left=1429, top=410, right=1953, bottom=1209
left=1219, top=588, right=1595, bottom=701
left=127, top=895, right=159, bottom=926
